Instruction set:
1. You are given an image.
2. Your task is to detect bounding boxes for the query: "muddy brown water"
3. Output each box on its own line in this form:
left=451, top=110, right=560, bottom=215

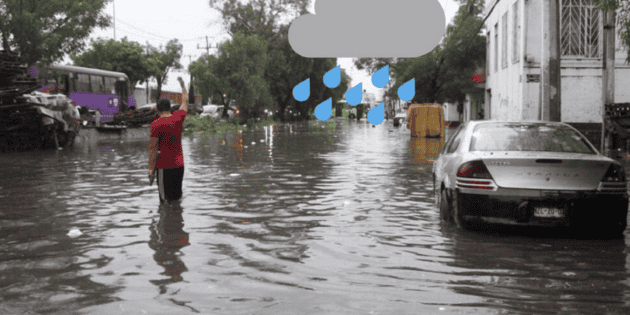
left=1, top=119, right=629, bottom=315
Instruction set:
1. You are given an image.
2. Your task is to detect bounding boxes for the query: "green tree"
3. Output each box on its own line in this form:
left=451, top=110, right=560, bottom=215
left=146, top=39, right=184, bottom=101
left=71, top=37, right=154, bottom=96
left=189, top=55, right=214, bottom=106
left=0, top=0, right=111, bottom=68
left=192, top=34, right=269, bottom=121
left=209, top=0, right=341, bottom=122
left=209, top=0, right=310, bottom=43
left=388, top=0, right=486, bottom=105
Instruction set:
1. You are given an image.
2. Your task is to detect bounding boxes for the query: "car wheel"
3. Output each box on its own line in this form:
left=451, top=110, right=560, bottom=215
left=439, top=189, right=453, bottom=222
left=450, top=189, right=474, bottom=229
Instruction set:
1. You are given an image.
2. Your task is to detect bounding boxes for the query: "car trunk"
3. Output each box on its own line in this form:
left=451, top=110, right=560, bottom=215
left=477, top=153, right=610, bottom=190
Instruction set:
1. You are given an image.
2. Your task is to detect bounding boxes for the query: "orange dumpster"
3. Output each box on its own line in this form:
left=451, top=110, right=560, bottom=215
left=406, top=104, right=445, bottom=138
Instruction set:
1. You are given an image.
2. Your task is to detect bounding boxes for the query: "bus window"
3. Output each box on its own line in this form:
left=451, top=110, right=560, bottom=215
left=77, top=74, right=90, bottom=92
left=104, top=77, right=116, bottom=94
left=91, top=75, right=104, bottom=93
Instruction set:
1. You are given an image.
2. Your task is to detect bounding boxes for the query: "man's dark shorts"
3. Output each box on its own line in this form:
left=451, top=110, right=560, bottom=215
left=157, top=166, right=184, bottom=203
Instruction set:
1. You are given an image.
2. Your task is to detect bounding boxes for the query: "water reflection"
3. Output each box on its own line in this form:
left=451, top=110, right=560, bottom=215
left=407, top=136, right=445, bottom=175
left=2, top=122, right=630, bottom=314
left=148, top=203, right=190, bottom=289
left=442, top=226, right=630, bottom=314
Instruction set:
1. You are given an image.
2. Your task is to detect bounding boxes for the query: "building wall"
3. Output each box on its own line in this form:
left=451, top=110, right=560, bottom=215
left=484, top=0, right=524, bottom=121
left=485, top=0, right=630, bottom=124
left=443, top=102, right=460, bottom=122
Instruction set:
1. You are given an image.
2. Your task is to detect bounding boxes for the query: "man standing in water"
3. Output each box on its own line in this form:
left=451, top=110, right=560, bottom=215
left=148, top=78, right=188, bottom=204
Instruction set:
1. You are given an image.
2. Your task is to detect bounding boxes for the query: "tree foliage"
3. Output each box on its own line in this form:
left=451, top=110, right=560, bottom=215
left=190, top=33, right=269, bottom=121
left=384, top=0, right=486, bottom=104
left=146, top=39, right=184, bottom=100
left=206, top=0, right=347, bottom=121
left=209, top=0, right=309, bottom=44
left=71, top=37, right=155, bottom=95
left=0, top=0, right=111, bottom=68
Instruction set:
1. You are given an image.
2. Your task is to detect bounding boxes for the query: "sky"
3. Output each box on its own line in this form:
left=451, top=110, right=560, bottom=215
left=62, top=0, right=461, bottom=101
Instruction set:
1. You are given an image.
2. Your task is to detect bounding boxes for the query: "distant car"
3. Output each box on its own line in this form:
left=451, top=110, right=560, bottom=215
left=200, top=105, right=234, bottom=118
left=137, top=100, right=180, bottom=111
left=393, top=113, right=406, bottom=127
left=432, top=121, right=628, bottom=237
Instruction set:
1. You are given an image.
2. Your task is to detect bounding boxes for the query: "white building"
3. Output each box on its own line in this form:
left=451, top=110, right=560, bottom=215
left=483, top=0, right=630, bottom=146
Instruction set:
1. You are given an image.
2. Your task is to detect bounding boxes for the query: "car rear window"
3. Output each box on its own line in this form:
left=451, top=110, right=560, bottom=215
left=469, top=123, right=596, bottom=154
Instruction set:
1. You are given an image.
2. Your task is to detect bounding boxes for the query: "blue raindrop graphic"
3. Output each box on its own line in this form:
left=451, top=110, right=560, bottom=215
left=324, top=65, right=341, bottom=88
left=372, top=65, right=389, bottom=88
left=367, top=102, right=385, bottom=125
left=293, top=78, right=310, bottom=101
left=346, top=83, right=362, bottom=106
left=314, top=98, right=332, bottom=121
left=398, top=79, right=415, bottom=102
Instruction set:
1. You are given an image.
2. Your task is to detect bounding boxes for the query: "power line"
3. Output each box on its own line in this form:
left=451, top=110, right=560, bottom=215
left=116, top=18, right=204, bottom=42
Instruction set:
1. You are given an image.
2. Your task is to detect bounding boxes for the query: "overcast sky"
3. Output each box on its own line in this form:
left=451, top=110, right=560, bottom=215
left=62, top=0, right=460, bottom=100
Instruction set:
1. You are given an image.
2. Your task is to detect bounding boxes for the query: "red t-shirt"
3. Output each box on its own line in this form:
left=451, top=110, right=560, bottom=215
left=150, top=110, right=186, bottom=169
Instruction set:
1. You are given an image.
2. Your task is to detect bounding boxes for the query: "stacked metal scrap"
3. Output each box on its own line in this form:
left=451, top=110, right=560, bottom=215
left=0, top=51, right=40, bottom=101
left=0, top=50, right=74, bottom=152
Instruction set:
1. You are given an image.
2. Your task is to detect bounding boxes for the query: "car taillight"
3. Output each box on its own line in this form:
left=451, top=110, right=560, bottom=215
left=601, top=164, right=626, bottom=182
left=598, top=163, right=627, bottom=193
left=456, top=160, right=493, bottom=179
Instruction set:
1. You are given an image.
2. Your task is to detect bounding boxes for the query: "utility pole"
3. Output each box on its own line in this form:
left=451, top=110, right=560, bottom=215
left=197, top=36, right=220, bottom=56
left=539, top=0, right=561, bottom=122
left=601, top=10, right=616, bottom=154
left=198, top=36, right=211, bottom=55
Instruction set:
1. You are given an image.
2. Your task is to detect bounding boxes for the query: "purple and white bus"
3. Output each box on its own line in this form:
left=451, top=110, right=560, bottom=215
left=33, top=64, right=135, bottom=123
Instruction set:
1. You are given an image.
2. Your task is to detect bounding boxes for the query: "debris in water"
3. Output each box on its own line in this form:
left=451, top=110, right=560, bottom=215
left=67, top=229, right=82, bottom=237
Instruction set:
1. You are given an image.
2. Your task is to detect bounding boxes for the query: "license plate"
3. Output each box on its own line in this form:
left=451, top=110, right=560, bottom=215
left=533, top=206, right=565, bottom=218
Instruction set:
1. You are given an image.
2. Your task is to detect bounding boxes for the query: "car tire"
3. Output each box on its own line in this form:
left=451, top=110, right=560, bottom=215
left=450, top=189, right=475, bottom=230
left=439, top=189, right=453, bottom=222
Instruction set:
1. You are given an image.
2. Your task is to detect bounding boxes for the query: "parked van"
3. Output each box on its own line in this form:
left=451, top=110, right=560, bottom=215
left=406, top=104, right=445, bottom=138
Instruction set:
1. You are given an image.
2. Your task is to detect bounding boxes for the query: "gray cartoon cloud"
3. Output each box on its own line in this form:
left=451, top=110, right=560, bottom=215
left=288, top=0, right=446, bottom=58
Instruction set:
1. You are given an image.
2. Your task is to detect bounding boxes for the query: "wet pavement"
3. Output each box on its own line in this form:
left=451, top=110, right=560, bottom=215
left=1, top=118, right=629, bottom=315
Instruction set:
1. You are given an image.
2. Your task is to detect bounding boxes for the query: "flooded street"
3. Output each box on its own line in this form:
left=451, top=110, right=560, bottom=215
left=1, top=119, right=630, bottom=315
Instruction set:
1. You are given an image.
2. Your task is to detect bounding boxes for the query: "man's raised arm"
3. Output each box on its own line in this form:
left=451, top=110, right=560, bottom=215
left=177, top=77, right=188, bottom=113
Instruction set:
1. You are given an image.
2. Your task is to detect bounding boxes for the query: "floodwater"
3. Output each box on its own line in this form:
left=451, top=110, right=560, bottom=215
left=1, top=119, right=629, bottom=315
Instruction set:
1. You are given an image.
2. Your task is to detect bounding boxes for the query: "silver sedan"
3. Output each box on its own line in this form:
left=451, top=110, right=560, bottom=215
left=432, top=121, right=628, bottom=236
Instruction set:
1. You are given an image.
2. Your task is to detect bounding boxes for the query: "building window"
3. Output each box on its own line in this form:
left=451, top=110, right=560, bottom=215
left=502, top=12, right=508, bottom=68
left=512, top=1, right=520, bottom=63
left=494, top=23, right=498, bottom=72
left=560, top=0, right=601, bottom=58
